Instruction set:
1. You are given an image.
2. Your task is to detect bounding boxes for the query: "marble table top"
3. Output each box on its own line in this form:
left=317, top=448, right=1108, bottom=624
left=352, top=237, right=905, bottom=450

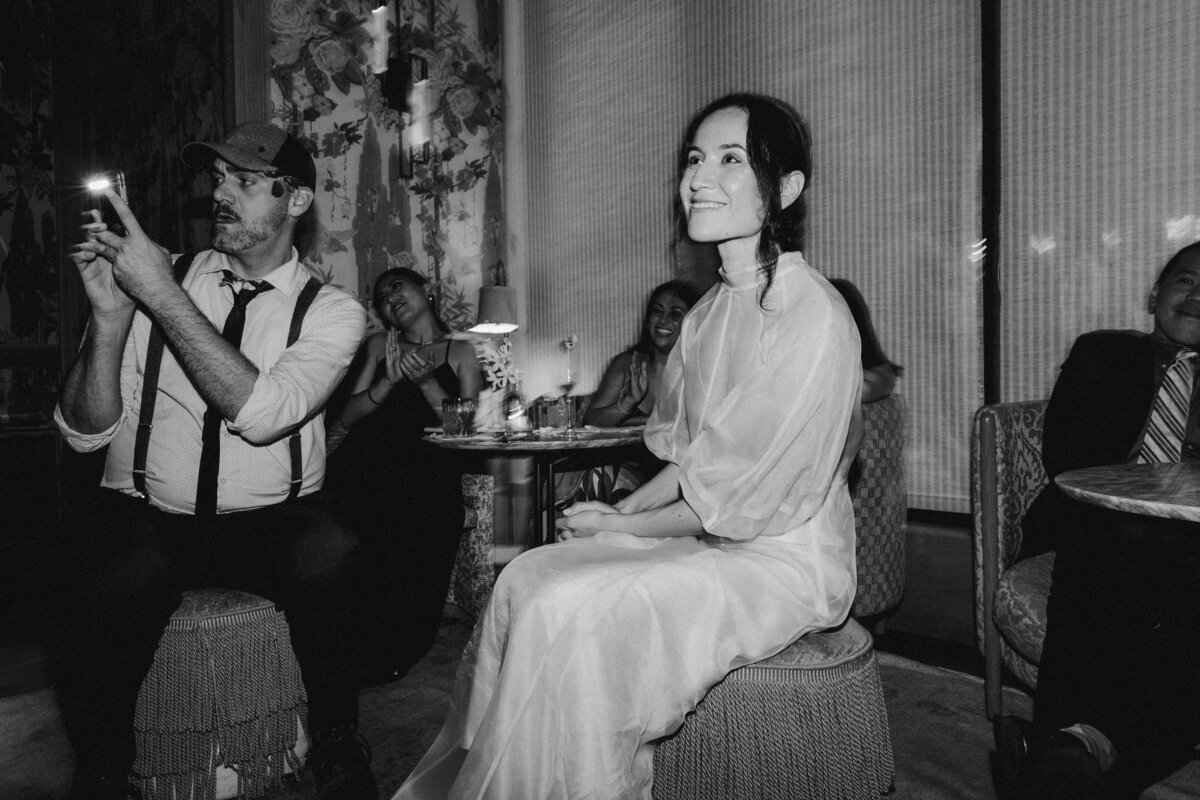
left=1054, top=461, right=1200, bottom=523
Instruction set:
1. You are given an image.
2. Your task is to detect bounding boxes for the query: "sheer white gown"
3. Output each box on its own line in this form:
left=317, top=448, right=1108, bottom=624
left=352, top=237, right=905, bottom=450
left=393, top=252, right=862, bottom=800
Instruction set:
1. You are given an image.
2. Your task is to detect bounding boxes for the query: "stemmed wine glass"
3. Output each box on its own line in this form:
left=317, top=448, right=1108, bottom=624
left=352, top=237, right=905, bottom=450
left=560, top=378, right=577, bottom=438
left=561, top=334, right=578, bottom=438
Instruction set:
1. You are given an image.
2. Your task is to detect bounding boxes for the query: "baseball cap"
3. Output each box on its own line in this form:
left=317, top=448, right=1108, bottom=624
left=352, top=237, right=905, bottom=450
left=181, top=122, right=316, bottom=190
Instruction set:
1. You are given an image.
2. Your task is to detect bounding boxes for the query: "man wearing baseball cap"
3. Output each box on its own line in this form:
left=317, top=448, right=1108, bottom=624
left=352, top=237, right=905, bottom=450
left=182, top=120, right=318, bottom=191
left=53, top=123, right=376, bottom=799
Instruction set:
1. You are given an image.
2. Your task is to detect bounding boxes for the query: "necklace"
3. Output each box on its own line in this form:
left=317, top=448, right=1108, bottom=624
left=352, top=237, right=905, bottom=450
left=403, top=333, right=441, bottom=347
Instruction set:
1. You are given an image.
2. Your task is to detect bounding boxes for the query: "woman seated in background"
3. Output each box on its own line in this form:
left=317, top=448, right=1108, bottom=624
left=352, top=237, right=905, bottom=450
left=583, top=279, right=702, bottom=427
left=324, top=267, right=481, bottom=685
left=394, top=91, right=860, bottom=800
left=829, top=277, right=903, bottom=402
left=572, top=280, right=701, bottom=500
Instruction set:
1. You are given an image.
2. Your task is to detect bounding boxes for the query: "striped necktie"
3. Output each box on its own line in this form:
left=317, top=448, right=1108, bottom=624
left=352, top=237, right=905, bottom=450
left=1137, top=349, right=1198, bottom=464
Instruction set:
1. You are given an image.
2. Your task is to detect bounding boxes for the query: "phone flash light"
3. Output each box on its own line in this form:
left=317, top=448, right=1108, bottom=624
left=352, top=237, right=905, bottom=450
left=86, top=177, right=112, bottom=192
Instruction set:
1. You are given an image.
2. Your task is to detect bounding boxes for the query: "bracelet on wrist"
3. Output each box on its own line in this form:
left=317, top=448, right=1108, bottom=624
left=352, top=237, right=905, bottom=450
left=365, top=386, right=382, bottom=406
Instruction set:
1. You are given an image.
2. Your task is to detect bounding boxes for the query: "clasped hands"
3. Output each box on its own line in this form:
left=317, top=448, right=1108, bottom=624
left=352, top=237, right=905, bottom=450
left=555, top=500, right=624, bottom=542
left=383, top=329, right=436, bottom=386
left=70, top=189, right=174, bottom=315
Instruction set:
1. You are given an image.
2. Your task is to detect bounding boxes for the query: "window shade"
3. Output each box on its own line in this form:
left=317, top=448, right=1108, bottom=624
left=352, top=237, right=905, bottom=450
left=999, top=1, right=1200, bottom=402
left=512, top=0, right=982, bottom=511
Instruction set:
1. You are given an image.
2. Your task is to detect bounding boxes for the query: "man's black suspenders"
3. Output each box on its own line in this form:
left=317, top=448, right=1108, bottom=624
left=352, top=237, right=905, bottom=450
left=283, top=276, right=322, bottom=500
left=131, top=253, right=197, bottom=497
left=132, top=252, right=323, bottom=505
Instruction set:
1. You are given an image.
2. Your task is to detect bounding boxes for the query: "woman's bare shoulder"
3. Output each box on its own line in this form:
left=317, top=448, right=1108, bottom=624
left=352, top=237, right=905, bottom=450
left=607, top=350, right=636, bottom=370
left=363, top=330, right=388, bottom=355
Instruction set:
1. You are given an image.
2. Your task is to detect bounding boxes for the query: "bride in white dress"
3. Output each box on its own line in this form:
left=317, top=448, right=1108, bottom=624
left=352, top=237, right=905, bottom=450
left=394, top=92, right=862, bottom=800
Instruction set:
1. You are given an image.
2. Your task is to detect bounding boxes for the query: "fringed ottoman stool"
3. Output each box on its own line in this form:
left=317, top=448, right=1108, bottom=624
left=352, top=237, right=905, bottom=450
left=132, top=588, right=308, bottom=800
left=652, top=617, right=894, bottom=800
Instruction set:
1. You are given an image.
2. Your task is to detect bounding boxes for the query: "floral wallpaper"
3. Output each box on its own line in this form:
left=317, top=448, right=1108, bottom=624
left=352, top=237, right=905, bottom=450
left=0, top=0, right=56, bottom=348
left=0, top=0, right=58, bottom=423
left=267, top=0, right=503, bottom=332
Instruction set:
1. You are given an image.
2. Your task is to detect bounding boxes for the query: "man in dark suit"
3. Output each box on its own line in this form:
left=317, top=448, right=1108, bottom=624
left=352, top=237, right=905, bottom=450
left=996, top=241, right=1200, bottom=799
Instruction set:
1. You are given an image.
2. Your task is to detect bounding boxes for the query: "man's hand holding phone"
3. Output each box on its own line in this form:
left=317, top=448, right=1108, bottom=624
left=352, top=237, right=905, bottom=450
left=74, top=178, right=175, bottom=311
left=71, top=206, right=134, bottom=318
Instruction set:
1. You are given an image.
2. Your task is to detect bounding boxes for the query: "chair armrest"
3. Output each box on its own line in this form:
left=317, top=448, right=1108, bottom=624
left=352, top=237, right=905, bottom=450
left=971, top=399, right=1049, bottom=716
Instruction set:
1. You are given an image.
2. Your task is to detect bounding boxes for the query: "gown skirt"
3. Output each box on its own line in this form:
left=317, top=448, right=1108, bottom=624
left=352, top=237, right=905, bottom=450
left=394, top=495, right=854, bottom=800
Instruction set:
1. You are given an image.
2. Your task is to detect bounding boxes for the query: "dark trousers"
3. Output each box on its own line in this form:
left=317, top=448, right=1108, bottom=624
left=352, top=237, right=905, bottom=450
left=1035, top=504, right=1200, bottom=796
left=49, top=488, right=365, bottom=778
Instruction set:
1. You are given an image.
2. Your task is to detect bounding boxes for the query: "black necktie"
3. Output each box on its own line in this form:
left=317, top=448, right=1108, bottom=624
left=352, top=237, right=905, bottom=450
left=195, top=279, right=273, bottom=518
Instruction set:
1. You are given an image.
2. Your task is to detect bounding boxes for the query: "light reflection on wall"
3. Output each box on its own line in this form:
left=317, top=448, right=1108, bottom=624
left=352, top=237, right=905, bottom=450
left=1028, top=235, right=1056, bottom=255
left=1166, top=216, right=1200, bottom=243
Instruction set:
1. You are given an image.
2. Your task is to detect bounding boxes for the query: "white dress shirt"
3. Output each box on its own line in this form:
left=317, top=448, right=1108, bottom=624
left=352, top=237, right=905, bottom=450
left=55, top=249, right=366, bottom=514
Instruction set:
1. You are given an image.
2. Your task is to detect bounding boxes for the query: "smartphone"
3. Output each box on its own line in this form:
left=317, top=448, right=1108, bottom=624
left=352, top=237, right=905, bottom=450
left=86, top=171, right=127, bottom=235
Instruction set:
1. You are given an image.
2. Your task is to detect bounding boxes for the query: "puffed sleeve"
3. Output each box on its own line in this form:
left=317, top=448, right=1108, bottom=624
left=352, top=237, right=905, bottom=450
left=646, top=268, right=860, bottom=540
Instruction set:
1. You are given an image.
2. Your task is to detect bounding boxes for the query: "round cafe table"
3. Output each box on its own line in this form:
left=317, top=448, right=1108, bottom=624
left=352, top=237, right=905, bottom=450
left=426, top=426, right=647, bottom=547
left=1054, top=461, right=1200, bottom=523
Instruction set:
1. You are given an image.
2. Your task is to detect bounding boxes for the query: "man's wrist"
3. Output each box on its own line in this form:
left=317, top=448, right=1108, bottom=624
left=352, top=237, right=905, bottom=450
left=128, top=273, right=183, bottom=313
left=90, top=306, right=136, bottom=328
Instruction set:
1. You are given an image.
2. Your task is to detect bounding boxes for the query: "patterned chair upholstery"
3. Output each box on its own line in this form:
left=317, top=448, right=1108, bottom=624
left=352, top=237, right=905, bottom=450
left=445, top=473, right=496, bottom=619
left=970, top=400, right=1052, bottom=719
left=851, top=394, right=908, bottom=618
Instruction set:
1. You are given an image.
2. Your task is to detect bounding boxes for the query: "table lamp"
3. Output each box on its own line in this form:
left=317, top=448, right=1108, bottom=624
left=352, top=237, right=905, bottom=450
left=470, top=286, right=523, bottom=430
left=470, top=286, right=519, bottom=334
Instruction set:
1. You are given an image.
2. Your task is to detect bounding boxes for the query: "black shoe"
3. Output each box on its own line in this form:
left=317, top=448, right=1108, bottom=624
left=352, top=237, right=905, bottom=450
left=1028, top=744, right=1107, bottom=800
left=67, top=770, right=141, bottom=800
left=995, top=714, right=1037, bottom=799
left=308, top=726, right=379, bottom=800
left=994, top=715, right=1105, bottom=800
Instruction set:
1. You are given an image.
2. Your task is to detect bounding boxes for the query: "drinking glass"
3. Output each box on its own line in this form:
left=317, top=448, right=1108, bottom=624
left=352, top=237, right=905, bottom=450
left=547, top=395, right=570, bottom=429
left=441, top=398, right=477, bottom=437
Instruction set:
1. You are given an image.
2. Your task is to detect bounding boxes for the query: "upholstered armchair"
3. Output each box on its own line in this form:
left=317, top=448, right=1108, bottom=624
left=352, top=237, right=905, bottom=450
left=851, top=394, right=908, bottom=619
left=970, top=400, right=1054, bottom=719
left=971, top=401, right=1200, bottom=798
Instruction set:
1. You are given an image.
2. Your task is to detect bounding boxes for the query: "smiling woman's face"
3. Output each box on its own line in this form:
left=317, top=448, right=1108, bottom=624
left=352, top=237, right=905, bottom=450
left=678, top=107, right=765, bottom=249
left=1153, top=251, right=1200, bottom=349
left=644, top=290, right=692, bottom=353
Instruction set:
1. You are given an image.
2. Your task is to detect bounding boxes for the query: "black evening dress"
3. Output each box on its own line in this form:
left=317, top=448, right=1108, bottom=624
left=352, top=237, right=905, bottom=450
left=324, top=347, right=466, bottom=684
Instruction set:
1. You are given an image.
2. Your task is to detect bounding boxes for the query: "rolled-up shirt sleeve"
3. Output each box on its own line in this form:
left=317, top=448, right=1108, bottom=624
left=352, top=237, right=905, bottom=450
left=228, top=289, right=366, bottom=444
left=56, top=407, right=123, bottom=452
left=54, top=316, right=141, bottom=452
